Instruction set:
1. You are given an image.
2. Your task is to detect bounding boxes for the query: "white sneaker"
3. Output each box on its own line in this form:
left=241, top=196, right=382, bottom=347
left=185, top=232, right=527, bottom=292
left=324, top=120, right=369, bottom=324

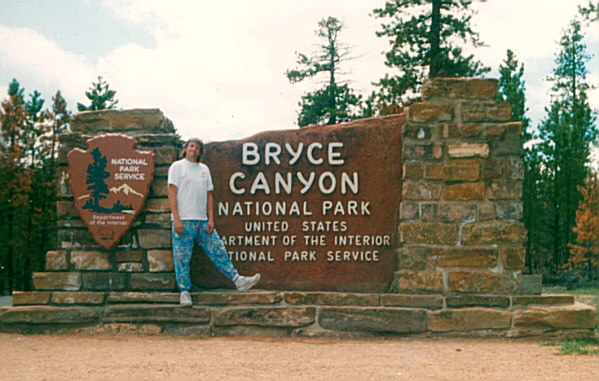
left=180, top=291, right=192, bottom=306
left=234, top=274, right=261, bottom=292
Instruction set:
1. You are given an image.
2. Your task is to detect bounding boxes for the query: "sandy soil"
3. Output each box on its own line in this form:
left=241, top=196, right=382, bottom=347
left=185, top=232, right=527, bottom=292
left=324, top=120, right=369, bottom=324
left=1, top=334, right=598, bottom=381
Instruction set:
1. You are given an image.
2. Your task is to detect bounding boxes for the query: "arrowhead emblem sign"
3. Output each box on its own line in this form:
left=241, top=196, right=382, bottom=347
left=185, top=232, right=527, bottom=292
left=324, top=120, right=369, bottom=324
left=67, top=134, right=155, bottom=249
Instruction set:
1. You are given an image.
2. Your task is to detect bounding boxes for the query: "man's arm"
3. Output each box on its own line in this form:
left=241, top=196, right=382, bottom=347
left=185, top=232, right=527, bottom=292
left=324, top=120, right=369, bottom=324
left=168, top=184, right=183, bottom=234
left=207, top=191, right=214, bottom=234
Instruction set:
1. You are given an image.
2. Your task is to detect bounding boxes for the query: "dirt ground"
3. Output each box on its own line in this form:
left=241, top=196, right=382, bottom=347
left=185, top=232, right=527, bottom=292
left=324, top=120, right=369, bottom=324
left=1, top=334, right=598, bottom=380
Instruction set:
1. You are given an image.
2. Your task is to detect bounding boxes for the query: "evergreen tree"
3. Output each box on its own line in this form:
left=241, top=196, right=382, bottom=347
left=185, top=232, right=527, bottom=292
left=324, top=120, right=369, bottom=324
left=371, top=0, right=490, bottom=111
left=286, top=17, right=362, bottom=127
left=579, top=1, right=599, bottom=22
left=537, top=20, right=597, bottom=275
left=77, top=76, right=118, bottom=111
left=569, top=170, right=599, bottom=282
left=496, top=50, right=530, bottom=136
left=85, top=148, right=111, bottom=211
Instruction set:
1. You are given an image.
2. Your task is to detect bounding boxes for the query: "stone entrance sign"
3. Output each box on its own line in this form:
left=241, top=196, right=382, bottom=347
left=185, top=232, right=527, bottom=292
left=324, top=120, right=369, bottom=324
left=68, top=134, right=155, bottom=249
left=191, top=117, right=403, bottom=292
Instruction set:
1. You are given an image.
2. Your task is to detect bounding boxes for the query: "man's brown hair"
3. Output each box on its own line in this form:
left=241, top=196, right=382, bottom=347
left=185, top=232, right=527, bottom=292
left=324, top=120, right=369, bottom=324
left=181, top=138, right=204, bottom=163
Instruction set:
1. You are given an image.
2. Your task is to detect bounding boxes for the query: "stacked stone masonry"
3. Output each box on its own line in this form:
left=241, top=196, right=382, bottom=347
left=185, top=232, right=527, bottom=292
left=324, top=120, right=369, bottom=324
left=1, top=291, right=595, bottom=338
left=1, top=79, right=595, bottom=338
left=398, top=78, right=526, bottom=295
left=47, top=109, right=179, bottom=293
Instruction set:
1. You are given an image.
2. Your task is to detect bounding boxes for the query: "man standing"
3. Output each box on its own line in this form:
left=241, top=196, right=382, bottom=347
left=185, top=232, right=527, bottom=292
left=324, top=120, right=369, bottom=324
left=168, top=138, right=260, bottom=306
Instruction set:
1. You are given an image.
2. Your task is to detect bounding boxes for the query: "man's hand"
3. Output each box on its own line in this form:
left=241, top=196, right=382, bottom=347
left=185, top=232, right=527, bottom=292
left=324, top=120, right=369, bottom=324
left=174, top=219, right=184, bottom=235
left=207, top=219, right=214, bottom=234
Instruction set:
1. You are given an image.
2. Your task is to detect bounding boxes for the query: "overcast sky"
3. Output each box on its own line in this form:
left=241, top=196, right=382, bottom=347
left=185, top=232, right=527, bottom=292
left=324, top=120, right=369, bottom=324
left=0, top=0, right=597, bottom=142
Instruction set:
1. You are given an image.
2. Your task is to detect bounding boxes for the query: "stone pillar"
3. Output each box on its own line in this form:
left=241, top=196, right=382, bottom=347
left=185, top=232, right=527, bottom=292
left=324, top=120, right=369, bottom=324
left=34, top=109, right=179, bottom=295
left=397, top=78, right=526, bottom=295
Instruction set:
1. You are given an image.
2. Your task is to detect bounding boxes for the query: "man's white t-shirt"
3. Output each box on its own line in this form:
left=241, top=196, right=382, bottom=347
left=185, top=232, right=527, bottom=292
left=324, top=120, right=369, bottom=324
left=167, top=159, right=214, bottom=220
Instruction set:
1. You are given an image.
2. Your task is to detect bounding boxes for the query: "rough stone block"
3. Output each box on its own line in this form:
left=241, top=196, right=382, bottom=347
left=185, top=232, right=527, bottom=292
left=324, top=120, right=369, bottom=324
left=397, top=247, right=429, bottom=271
left=501, top=247, right=526, bottom=270
left=137, top=229, right=171, bottom=248
left=115, top=250, right=143, bottom=262
left=144, top=198, right=170, bottom=213
left=214, top=307, right=315, bottom=327
left=381, top=294, right=443, bottom=309
left=447, top=142, right=489, bottom=158
left=403, top=124, right=433, bottom=140
left=319, top=307, right=428, bottom=333
left=422, top=78, right=498, bottom=101
left=12, top=292, right=50, bottom=305
left=428, top=308, right=512, bottom=332
left=505, top=122, right=523, bottom=135
left=130, top=273, right=176, bottom=290
left=402, top=181, right=443, bottom=200
left=478, top=203, right=494, bottom=221
left=520, top=274, right=542, bottom=295
left=436, top=204, right=477, bottom=222
left=397, top=270, right=444, bottom=292
left=461, top=102, right=511, bottom=123
left=71, top=108, right=174, bottom=133
left=495, top=202, right=523, bottom=220
left=33, top=272, right=81, bottom=291
left=462, top=222, right=526, bottom=245
left=400, top=222, right=457, bottom=245
left=487, top=182, right=522, bottom=200
left=425, top=161, right=480, bottom=181
left=150, top=178, right=169, bottom=197
left=45, top=250, right=68, bottom=271
left=400, top=201, right=420, bottom=220
left=107, top=292, right=180, bottom=304
left=433, top=248, right=497, bottom=268
left=144, top=213, right=172, bottom=228
left=403, top=162, right=424, bottom=179
left=104, top=304, right=210, bottom=323
left=148, top=250, right=174, bottom=272
left=513, top=295, right=574, bottom=306
left=0, top=306, right=99, bottom=324
left=481, top=159, right=503, bottom=180
left=151, top=146, right=178, bottom=165
left=283, top=292, right=379, bottom=306
left=403, top=143, right=443, bottom=160
left=448, top=271, right=517, bottom=293
left=513, top=303, right=597, bottom=329
left=51, top=292, right=105, bottom=305
left=135, top=133, right=180, bottom=146
left=506, top=159, right=524, bottom=180
left=406, top=102, right=454, bottom=122
left=492, top=135, right=522, bottom=156
left=446, top=295, right=510, bottom=308
left=443, top=182, right=485, bottom=201
left=56, top=200, right=78, bottom=218
left=70, top=251, right=112, bottom=270
left=81, top=273, right=127, bottom=291
left=117, top=262, right=144, bottom=272
left=193, top=291, right=282, bottom=305
left=57, top=229, right=96, bottom=249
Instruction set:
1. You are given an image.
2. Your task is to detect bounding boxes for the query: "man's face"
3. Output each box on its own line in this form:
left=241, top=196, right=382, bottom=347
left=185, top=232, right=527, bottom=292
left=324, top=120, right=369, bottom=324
left=185, top=142, right=201, bottom=160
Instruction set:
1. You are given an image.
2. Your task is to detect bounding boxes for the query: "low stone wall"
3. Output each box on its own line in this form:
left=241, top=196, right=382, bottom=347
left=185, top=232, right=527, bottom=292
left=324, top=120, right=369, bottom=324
left=1, top=291, right=595, bottom=338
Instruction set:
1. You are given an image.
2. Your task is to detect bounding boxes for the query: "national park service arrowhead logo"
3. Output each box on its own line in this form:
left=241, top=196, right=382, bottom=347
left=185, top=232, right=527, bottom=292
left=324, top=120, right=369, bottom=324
left=68, top=134, right=155, bottom=249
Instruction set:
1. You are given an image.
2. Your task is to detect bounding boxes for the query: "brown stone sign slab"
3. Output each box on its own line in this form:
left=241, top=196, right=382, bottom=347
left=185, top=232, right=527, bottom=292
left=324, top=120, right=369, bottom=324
left=68, top=134, right=154, bottom=249
left=191, top=116, right=403, bottom=292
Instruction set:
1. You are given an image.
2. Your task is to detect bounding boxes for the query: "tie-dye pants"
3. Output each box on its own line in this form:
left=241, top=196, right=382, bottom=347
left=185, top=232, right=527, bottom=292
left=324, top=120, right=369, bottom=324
left=171, top=220, right=239, bottom=291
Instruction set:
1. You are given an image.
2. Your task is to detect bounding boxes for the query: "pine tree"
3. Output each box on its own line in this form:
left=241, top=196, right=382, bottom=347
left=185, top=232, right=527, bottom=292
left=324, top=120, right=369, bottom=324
left=77, top=76, right=118, bottom=111
left=286, top=17, right=362, bottom=127
left=569, top=170, right=599, bottom=282
left=537, top=20, right=597, bottom=275
left=579, top=1, right=599, bottom=22
left=371, top=0, right=490, bottom=111
left=85, top=148, right=111, bottom=211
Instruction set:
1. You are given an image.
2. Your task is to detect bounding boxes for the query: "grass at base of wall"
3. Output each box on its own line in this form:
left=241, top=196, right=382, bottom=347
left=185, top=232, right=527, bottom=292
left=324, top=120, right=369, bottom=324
left=543, top=337, right=599, bottom=355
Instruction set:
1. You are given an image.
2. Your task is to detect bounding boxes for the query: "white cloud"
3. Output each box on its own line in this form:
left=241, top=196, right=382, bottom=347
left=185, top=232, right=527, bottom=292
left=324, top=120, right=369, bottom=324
left=0, top=25, right=96, bottom=108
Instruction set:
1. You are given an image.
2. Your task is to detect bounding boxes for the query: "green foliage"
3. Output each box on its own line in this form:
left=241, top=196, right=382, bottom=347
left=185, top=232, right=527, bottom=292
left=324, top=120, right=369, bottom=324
left=543, top=337, right=599, bottom=356
left=76, top=76, right=118, bottom=112
left=579, top=1, right=599, bottom=22
left=0, top=80, right=68, bottom=294
left=85, top=148, right=111, bottom=211
left=371, top=0, right=490, bottom=110
left=532, top=20, right=597, bottom=276
left=286, top=17, right=363, bottom=127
